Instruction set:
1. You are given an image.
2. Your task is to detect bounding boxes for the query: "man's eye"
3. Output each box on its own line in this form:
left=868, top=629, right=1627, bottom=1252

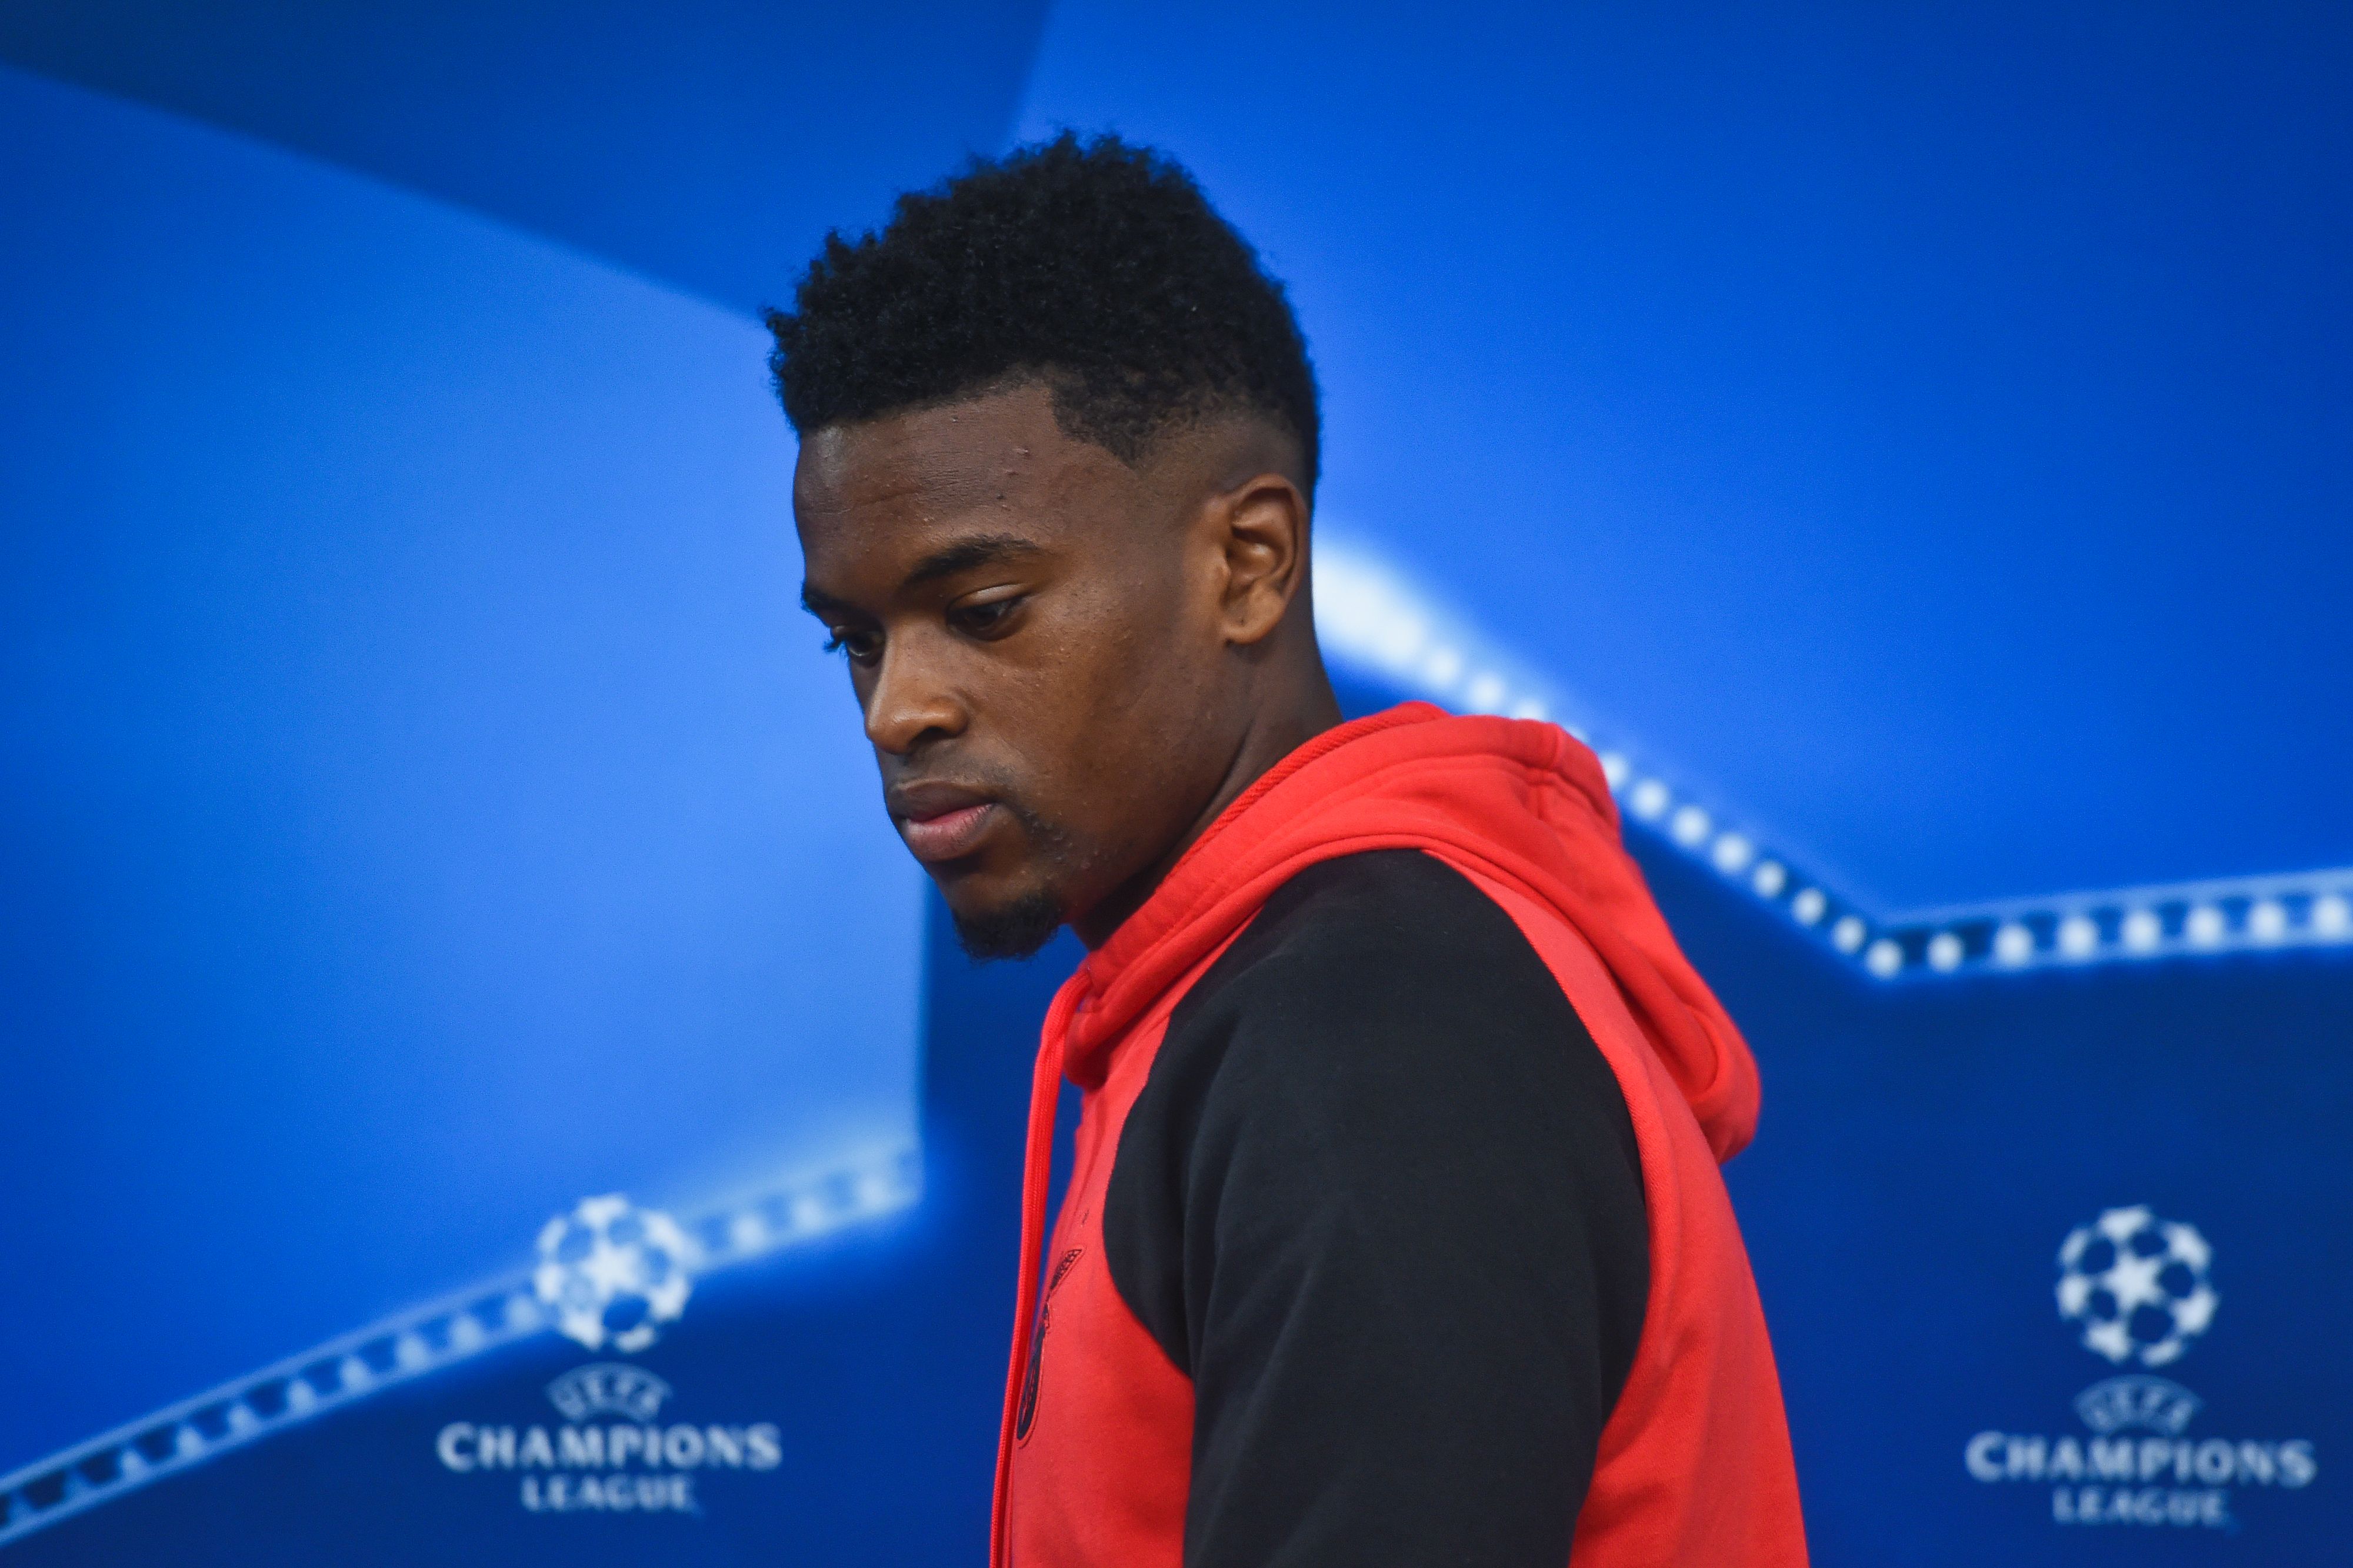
left=951, top=595, right=1023, bottom=638
left=822, top=628, right=881, bottom=663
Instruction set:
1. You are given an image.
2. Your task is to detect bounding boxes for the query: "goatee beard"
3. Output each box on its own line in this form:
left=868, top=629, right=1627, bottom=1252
left=952, top=886, right=1066, bottom=962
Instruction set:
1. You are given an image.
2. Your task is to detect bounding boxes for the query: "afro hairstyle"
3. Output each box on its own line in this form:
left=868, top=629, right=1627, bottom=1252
left=766, top=133, right=1319, bottom=489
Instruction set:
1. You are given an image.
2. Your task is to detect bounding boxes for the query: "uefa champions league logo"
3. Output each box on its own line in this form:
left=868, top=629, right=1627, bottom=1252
left=432, top=1190, right=849, bottom=1514
left=534, top=1195, right=696, bottom=1353
left=2055, top=1205, right=2217, bottom=1368
left=1963, top=1202, right=2317, bottom=1529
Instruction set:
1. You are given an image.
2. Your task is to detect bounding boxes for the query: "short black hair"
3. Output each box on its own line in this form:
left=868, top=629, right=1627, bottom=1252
left=766, top=133, right=1319, bottom=489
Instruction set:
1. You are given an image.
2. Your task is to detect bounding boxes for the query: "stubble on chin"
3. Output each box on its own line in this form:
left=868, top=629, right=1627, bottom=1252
left=951, top=886, right=1066, bottom=961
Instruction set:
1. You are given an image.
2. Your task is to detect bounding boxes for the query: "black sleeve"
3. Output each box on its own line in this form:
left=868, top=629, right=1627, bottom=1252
left=1103, top=850, right=1649, bottom=1568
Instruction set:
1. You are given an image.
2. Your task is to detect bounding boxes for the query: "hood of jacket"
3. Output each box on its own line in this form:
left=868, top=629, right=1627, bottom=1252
left=1054, top=700, right=1760, bottom=1162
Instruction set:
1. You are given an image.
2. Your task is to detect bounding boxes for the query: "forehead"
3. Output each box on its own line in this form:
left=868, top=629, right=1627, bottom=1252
left=794, top=383, right=1126, bottom=554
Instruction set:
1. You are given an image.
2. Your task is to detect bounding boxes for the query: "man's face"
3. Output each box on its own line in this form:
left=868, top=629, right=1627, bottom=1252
left=794, top=382, right=1245, bottom=958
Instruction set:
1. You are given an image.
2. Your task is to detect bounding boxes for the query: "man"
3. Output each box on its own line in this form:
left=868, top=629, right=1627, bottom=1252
left=770, top=134, right=1806, bottom=1566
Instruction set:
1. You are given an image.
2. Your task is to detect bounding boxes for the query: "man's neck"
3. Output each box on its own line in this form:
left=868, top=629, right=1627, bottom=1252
left=1071, top=672, right=1344, bottom=950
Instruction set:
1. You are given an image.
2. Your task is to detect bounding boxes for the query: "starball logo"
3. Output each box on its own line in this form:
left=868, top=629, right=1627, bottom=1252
left=534, top=1195, right=695, bottom=1354
left=2054, top=1206, right=2216, bottom=1368
left=1964, top=1206, right=2317, bottom=1530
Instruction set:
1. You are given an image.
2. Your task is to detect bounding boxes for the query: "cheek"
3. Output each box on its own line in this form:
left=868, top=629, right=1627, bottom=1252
left=1054, top=638, right=1225, bottom=827
left=1059, top=613, right=1182, bottom=722
left=986, top=573, right=1226, bottom=849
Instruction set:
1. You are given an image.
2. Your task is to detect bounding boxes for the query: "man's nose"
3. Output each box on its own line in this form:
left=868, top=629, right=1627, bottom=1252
left=863, top=641, right=966, bottom=756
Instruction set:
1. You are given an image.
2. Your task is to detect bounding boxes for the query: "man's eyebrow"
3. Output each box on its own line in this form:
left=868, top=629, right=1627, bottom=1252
left=800, top=533, right=1047, bottom=618
left=798, top=581, right=852, bottom=618
left=901, top=533, right=1046, bottom=589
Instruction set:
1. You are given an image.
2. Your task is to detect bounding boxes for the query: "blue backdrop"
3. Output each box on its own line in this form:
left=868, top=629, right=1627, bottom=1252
left=3, top=4, right=2348, bottom=1562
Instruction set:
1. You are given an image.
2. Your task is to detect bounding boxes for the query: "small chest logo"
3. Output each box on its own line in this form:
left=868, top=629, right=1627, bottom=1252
left=1016, top=1248, right=1086, bottom=1443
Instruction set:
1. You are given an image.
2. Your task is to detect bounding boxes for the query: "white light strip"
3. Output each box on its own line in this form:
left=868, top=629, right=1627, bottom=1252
left=1878, top=871, right=2353, bottom=979
left=0, top=1145, right=921, bottom=1546
left=1313, top=533, right=2353, bottom=982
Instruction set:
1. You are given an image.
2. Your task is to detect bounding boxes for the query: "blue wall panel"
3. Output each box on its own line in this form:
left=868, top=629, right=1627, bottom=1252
left=0, top=63, right=921, bottom=1482
left=0, top=0, right=1057, bottom=318
left=1, top=895, right=1057, bottom=1566
left=1650, top=840, right=2351, bottom=1563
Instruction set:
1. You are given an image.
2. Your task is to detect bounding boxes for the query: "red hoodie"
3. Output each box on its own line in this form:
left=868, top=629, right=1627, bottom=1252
left=992, top=702, right=1807, bottom=1566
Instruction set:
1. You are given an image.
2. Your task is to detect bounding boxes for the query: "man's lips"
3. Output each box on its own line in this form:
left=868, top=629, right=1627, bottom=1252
left=890, top=783, right=1004, bottom=864
left=900, top=802, right=997, bottom=862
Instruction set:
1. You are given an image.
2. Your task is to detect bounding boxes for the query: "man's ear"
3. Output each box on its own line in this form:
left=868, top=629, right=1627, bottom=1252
left=1212, top=473, right=1311, bottom=647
